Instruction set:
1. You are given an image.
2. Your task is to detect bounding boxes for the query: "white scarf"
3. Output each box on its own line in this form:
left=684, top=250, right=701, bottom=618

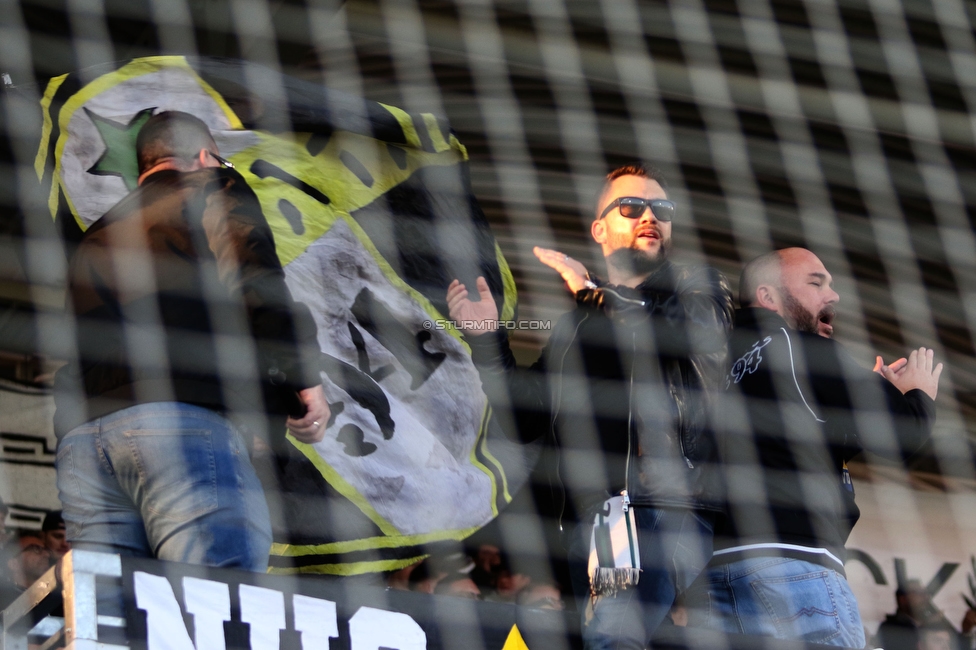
left=587, top=494, right=641, bottom=596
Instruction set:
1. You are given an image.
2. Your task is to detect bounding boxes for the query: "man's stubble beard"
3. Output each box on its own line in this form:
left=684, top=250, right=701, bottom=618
left=605, top=233, right=672, bottom=277
left=780, top=287, right=826, bottom=337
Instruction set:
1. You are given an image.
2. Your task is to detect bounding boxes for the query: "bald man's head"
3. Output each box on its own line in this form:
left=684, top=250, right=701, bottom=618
left=741, top=248, right=840, bottom=338
left=136, top=111, right=219, bottom=182
left=739, top=250, right=783, bottom=308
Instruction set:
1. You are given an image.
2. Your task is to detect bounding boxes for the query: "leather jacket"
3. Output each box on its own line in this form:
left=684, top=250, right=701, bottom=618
left=469, top=259, right=733, bottom=519
left=54, top=168, right=321, bottom=436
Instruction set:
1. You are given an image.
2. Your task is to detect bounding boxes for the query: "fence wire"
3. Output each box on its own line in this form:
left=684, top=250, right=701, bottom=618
left=2, top=0, right=976, bottom=646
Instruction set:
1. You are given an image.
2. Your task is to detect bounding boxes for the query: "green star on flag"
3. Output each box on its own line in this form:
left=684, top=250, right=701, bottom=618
left=85, top=107, right=155, bottom=190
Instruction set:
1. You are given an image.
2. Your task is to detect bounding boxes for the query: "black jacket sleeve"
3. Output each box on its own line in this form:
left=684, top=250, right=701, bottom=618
left=465, top=321, right=558, bottom=444
left=809, top=336, right=935, bottom=462
left=199, top=169, right=322, bottom=415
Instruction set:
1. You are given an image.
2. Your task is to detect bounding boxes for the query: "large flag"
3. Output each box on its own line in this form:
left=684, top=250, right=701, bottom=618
left=33, top=56, right=529, bottom=574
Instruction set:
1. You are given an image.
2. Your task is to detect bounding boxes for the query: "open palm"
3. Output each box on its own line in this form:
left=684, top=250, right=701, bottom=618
left=446, top=277, right=498, bottom=336
left=882, top=347, right=943, bottom=400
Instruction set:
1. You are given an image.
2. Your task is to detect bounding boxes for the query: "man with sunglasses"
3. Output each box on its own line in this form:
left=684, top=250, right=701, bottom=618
left=54, top=111, right=329, bottom=577
left=0, top=534, right=54, bottom=610
left=447, top=163, right=733, bottom=649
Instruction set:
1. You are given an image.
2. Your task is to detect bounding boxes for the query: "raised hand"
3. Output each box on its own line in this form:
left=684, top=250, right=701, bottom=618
left=446, top=276, right=498, bottom=337
left=882, top=347, right=944, bottom=401
left=873, top=355, right=908, bottom=377
left=533, top=246, right=590, bottom=294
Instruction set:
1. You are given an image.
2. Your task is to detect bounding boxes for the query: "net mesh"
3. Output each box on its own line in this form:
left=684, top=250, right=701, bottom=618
left=2, top=0, right=976, bottom=643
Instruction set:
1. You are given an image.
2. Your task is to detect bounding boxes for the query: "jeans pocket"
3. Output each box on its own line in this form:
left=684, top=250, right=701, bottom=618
left=750, top=571, right=841, bottom=644
left=124, top=429, right=218, bottom=522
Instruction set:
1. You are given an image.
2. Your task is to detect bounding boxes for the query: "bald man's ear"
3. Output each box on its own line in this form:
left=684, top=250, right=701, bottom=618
left=756, top=285, right=778, bottom=311
left=198, top=148, right=213, bottom=169
left=591, top=219, right=606, bottom=245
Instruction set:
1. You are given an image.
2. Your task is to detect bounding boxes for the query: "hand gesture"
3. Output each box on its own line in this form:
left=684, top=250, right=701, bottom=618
left=873, top=355, right=907, bottom=377
left=533, top=246, right=589, bottom=294
left=882, top=347, right=944, bottom=401
left=446, top=277, right=498, bottom=337
left=287, top=384, right=330, bottom=443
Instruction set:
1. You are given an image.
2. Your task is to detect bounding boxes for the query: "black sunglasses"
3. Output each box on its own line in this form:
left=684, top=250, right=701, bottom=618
left=599, top=197, right=675, bottom=222
left=207, top=151, right=236, bottom=169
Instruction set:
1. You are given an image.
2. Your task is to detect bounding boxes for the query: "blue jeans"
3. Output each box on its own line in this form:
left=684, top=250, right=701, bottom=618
left=686, top=557, right=865, bottom=648
left=570, top=507, right=713, bottom=650
left=56, top=402, right=272, bottom=570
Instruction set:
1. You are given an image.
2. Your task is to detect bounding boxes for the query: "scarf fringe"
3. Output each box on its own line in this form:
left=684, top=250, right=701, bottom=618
left=591, top=567, right=641, bottom=597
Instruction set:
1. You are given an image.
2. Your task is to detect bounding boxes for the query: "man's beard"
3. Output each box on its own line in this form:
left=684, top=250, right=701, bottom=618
left=780, top=287, right=833, bottom=337
left=605, top=235, right=671, bottom=277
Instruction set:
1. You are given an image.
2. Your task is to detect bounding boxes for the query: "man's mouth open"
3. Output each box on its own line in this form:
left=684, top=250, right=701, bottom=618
left=817, top=309, right=835, bottom=337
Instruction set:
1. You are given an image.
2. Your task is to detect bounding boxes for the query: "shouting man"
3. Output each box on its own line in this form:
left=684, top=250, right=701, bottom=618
left=689, top=248, right=942, bottom=647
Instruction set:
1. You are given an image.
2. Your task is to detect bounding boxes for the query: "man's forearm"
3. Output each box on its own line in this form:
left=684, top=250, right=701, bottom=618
left=467, top=330, right=551, bottom=443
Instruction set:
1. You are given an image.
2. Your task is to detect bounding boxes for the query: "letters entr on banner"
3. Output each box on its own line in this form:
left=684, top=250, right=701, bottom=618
left=121, top=556, right=577, bottom=650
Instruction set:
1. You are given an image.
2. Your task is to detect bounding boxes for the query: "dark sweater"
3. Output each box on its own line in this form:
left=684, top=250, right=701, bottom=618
left=709, top=308, right=934, bottom=565
left=54, top=168, right=320, bottom=436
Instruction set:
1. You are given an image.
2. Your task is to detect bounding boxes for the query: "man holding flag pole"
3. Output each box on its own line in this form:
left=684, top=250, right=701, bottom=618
left=54, top=110, right=328, bottom=570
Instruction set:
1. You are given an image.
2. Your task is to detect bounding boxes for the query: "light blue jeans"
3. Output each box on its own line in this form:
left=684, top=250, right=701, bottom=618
left=56, top=402, right=272, bottom=570
left=570, top=507, right=713, bottom=650
left=687, top=556, right=865, bottom=648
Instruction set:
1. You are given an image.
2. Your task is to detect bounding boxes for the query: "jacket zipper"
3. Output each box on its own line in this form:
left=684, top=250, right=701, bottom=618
left=672, top=384, right=694, bottom=469
left=625, top=332, right=636, bottom=498
left=553, top=313, right=590, bottom=532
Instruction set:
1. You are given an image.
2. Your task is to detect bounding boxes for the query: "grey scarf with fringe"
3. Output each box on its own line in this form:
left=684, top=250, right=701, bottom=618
left=587, top=494, right=641, bottom=596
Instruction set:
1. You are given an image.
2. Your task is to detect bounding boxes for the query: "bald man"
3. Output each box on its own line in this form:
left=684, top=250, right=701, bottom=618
left=54, top=111, right=328, bottom=574
left=687, top=248, right=942, bottom=647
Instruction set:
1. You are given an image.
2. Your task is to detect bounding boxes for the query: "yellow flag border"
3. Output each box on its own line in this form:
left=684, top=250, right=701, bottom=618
left=36, top=56, right=521, bottom=561
left=37, top=55, right=242, bottom=231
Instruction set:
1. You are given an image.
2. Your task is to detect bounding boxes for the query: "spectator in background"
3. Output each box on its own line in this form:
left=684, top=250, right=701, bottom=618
left=518, top=582, right=565, bottom=611
left=434, top=574, right=483, bottom=600
left=405, top=550, right=476, bottom=595
left=876, top=580, right=968, bottom=650
left=470, top=543, right=501, bottom=591
left=484, top=556, right=531, bottom=604
left=0, top=534, right=54, bottom=610
left=876, top=580, right=933, bottom=650
left=917, top=620, right=961, bottom=650
left=40, top=511, right=70, bottom=560
left=406, top=559, right=442, bottom=595
left=386, top=563, right=416, bottom=592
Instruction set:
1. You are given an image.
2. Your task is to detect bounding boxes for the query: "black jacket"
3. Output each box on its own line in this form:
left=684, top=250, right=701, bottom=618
left=468, top=259, right=733, bottom=518
left=54, top=168, right=321, bottom=436
left=710, top=308, right=935, bottom=563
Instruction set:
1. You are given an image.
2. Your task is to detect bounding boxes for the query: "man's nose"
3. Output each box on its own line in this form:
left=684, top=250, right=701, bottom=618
left=827, top=287, right=840, bottom=304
